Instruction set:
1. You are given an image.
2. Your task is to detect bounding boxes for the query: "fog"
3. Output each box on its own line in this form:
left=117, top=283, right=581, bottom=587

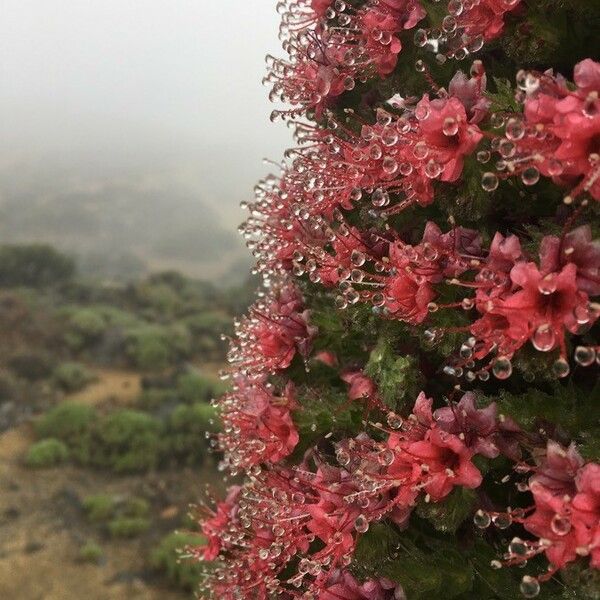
left=0, top=1, right=290, bottom=280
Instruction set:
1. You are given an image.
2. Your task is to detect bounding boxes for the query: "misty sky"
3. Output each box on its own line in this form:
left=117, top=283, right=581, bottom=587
left=0, top=0, right=290, bottom=226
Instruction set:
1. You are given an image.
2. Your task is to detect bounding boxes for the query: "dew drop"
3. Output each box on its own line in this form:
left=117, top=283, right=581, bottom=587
left=492, top=356, right=512, bottom=380
left=552, top=357, right=570, bottom=379
left=473, top=509, right=491, bottom=529
left=481, top=172, right=499, bottom=192
left=531, top=324, right=555, bottom=352
left=354, top=514, right=369, bottom=533
left=519, top=575, right=540, bottom=598
left=574, top=346, right=596, bottom=366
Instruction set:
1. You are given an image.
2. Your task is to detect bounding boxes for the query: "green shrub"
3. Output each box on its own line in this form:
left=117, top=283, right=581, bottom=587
left=136, top=388, right=178, bottom=410
left=25, top=438, right=69, bottom=468
left=9, top=353, right=54, bottom=381
left=177, top=372, right=224, bottom=404
left=151, top=532, right=206, bottom=591
left=90, top=410, right=163, bottom=473
left=108, top=516, right=150, bottom=538
left=78, top=540, right=104, bottom=564
left=165, top=403, right=217, bottom=465
left=53, top=362, right=95, bottom=393
left=35, top=403, right=94, bottom=463
left=83, top=494, right=116, bottom=522
left=0, top=244, right=75, bottom=288
left=69, top=308, right=106, bottom=339
left=122, top=497, right=150, bottom=518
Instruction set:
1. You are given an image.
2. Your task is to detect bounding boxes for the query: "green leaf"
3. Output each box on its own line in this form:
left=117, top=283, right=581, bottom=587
left=415, top=487, right=476, bottom=534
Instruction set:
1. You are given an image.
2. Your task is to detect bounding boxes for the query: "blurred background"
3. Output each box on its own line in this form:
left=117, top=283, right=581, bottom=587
left=0, top=2, right=287, bottom=598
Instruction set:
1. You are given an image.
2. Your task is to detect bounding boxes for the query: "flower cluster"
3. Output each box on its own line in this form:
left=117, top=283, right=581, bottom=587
left=196, top=2, right=600, bottom=598
left=475, top=441, right=600, bottom=596
left=267, top=0, right=426, bottom=119
left=224, top=279, right=317, bottom=379
left=196, top=391, right=521, bottom=599
left=413, top=0, right=522, bottom=62
left=217, top=376, right=299, bottom=471
left=483, top=58, right=600, bottom=202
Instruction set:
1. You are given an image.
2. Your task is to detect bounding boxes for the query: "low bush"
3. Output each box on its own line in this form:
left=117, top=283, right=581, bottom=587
left=176, top=372, right=224, bottom=404
left=9, top=352, right=54, bottom=381
left=78, top=540, right=104, bottom=564
left=151, top=532, right=206, bottom=591
left=108, top=516, right=150, bottom=538
left=35, top=403, right=94, bottom=463
left=83, top=494, right=116, bottom=522
left=25, top=438, right=69, bottom=468
left=165, top=403, right=216, bottom=466
left=53, top=362, right=95, bottom=393
left=90, top=410, right=163, bottom=473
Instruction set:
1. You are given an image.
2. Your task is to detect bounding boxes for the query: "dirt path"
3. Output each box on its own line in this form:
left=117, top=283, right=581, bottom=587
left=0, top=368, right=194, bottom=600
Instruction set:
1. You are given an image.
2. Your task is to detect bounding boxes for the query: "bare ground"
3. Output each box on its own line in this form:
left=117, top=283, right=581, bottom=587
left=0, top=368, right=216, bottom=600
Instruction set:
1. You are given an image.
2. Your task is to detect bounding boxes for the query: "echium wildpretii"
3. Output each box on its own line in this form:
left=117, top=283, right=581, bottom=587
left=194, top=1, right=599, bottom=598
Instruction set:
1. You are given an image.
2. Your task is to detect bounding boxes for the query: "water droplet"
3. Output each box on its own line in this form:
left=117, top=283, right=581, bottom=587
left=378, top=449, right=395, bottom=466
left=481, top=172, right=499, bottom=191
left=552, top=357, right=570, bottom=379
left=443, top=117, right=459, bottom=136
left=574, top=346, right=596, bottom=366
left=386, top=412, right=403, bottom=430
left=509, top=537, right=528, bottom=557
left=473, top=509, right=491, bottom=529
left=537, top=273, right=557, bottom=295
left=372, top=188, right=389, bottom=207
left=521, top=167, right=540, bottom=186
left=492, top=357, right=512, bottom=380
left=354, top=514, right=369, bottom=533
left=414, top=29, right=428, bottom=47
left=550, top=514, right=571, bottom=536
left=492, top=513, right=512, bottom=529
left=505, top=118, right=525, bottom=141
left=532, top=324, right=555, bottom=352
left=520, top=575, right=540, bottom=598
left=336, top=449, right=350, bottom=466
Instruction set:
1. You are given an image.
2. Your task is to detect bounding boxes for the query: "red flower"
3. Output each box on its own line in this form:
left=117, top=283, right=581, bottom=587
left=320, top=569, right=406, bottom=600
left=448, top=67, right=491, bottom=124
left=457, top=0, right=522, bottom=42
left=539, top=226, right=600, bottom=296
left=408, top=428, right=482, bottom=501
left=200, top=486, right=241, bottom=560
left=434, top=392, right=507, bottom=459
left=384, top=271, right=435, bottom=324
left=416, top=95, right=483, bottom=182
left=341, top=370, right=377, bottom=401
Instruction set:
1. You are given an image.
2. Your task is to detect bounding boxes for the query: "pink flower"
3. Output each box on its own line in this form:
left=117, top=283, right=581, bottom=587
left=408, top=428, right=483, bottom=500
left=380, top=0, right=426, bottom=29
left=539, top=226, right=600, bottom=296
left=486, top=232, right=523, bottom=274
left=448, top=67, right=491, bottom=124
left=417, top=95, right=483, bottom=182
left=315, top=350, right=339, bottom=367
left=384, top=271, right=435, bottom=324
left=434, top=392, right=503, bottom=458
left=200, top=486, right=241, bottom=560
left=341, top=370, right=377, bottom=401
left=457, top=0, right=522, bottom=42
left=320, top=570, right=406, bottom=600
left=360, top=8, right=403, bottom=77
left=574, top=58, right=600, bottom=95
left=530, top=440, right=585, bottom=496
left=519, top=59, right=600, bottom=200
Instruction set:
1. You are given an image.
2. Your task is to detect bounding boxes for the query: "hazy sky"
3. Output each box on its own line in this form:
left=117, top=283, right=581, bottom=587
left=0, top=0, right=290, bottom=225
